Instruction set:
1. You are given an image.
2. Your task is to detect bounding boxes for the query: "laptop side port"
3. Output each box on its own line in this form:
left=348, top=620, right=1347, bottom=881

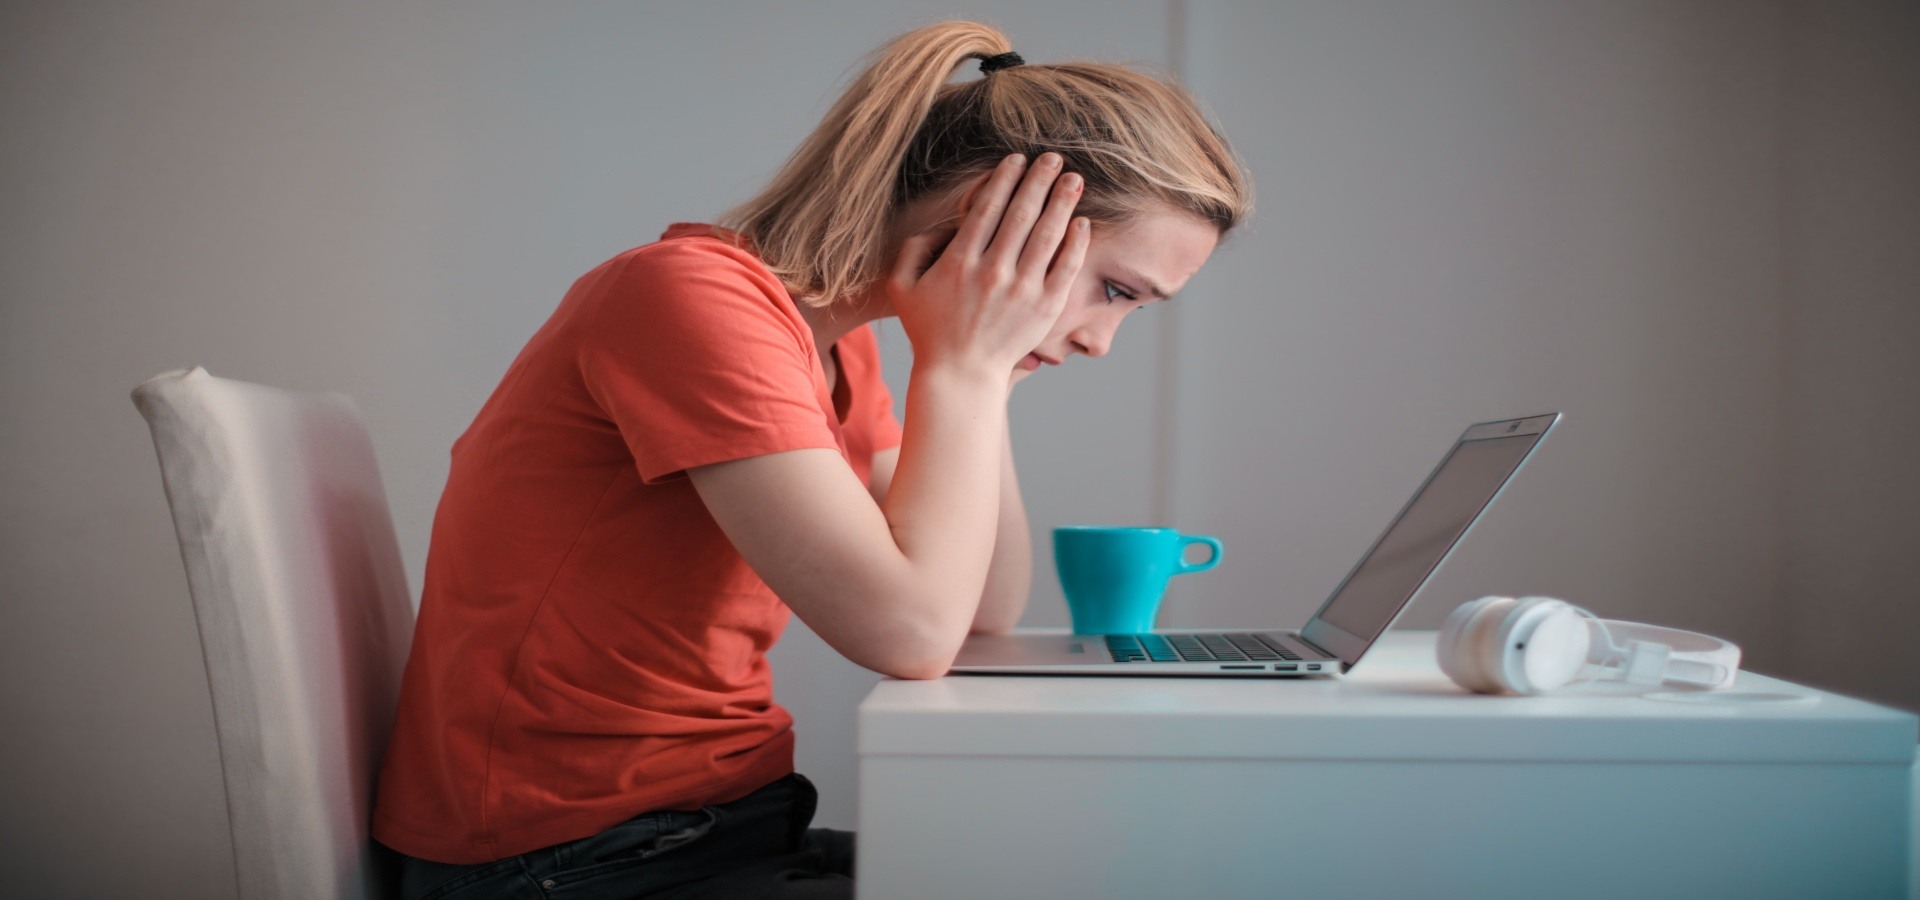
left=1221, top=664, right=1263, bottom=670
left=1276, top=664, right=1299, bottom=672
left=1305, top=664, right=1322, bottom=671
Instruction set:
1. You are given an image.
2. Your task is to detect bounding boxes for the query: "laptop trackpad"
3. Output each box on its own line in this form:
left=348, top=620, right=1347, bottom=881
left=953, top=633, right=1092, bottom=667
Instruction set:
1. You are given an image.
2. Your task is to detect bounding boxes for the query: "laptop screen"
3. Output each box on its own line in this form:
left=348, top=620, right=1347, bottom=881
left=1311, top=432, right=1543, bottom=647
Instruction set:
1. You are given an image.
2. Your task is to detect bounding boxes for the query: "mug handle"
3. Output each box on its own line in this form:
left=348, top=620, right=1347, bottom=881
left=1174, top=534, right=1223, bottom=575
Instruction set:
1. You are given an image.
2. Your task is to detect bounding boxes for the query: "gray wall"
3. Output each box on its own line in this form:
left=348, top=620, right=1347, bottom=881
left=1, top=2, right=1912, bottom=896
left=1778, top=0, right=1920, bottom=713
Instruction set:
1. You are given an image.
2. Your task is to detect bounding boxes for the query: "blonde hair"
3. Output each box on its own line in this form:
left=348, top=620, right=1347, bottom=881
left=717, top=21, right=1253, bottom=308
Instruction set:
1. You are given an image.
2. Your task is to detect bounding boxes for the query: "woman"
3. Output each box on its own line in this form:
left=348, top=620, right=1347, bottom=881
left=374, top=20, right=1251, bottom=900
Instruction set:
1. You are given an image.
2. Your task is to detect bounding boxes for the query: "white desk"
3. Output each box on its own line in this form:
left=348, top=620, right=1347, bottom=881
left=856, top=631, right=1918, bottom=900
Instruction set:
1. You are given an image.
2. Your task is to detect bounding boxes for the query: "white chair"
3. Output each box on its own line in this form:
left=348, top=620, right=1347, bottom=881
left=134, top=367, right=415, bottom=900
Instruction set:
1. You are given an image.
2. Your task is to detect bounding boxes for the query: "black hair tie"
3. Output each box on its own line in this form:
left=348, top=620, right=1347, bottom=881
left=979, top=51, right=1024, bottom=75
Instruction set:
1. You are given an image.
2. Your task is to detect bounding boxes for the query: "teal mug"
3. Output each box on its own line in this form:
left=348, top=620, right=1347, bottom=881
left=1054, top=526, right=1224, bottom=635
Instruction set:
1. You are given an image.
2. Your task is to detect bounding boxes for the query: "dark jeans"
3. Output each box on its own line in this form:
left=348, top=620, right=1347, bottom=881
left=396, top=773, right=854, bottom=899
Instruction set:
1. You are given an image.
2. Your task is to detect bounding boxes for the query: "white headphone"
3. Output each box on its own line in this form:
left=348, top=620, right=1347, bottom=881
left=1436, top=596, right=1743, bottom=695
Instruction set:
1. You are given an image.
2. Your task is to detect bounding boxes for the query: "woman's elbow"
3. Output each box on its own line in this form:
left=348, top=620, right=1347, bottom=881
left=805, top=579, right=974, bottom=679
left=861, top=641, right=956, bottom=679
left=859, top=617, right=966, bottom=680
left=874, top=658, right=952, bottom=680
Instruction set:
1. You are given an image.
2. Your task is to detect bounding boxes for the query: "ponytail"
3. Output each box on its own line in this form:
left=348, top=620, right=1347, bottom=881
left=718, top=22, right=1012, bottom=307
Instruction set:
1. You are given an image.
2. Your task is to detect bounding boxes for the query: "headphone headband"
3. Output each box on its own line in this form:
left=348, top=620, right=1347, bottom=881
left=1585, top=619, right=1741, bottom=688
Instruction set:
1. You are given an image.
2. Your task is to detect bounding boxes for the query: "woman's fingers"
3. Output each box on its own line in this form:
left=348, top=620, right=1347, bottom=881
left=1043, top=217, right=1092, bottom=300
left=1016, top=171, right=1082, bottom=279
left=983, top=153, right=1064, bottom=269
left=946, top=154, right=1027, bottom=261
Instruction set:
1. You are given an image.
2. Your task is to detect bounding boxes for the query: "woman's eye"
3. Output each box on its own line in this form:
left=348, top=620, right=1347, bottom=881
left=1103, top=281, right=1137, bottom=304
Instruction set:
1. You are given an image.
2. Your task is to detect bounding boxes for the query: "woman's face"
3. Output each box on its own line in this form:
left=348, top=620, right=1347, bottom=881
left=1014, top=209, right=1219, bottom=378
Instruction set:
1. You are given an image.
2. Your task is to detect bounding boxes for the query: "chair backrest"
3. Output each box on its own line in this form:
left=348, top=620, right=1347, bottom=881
left=134, top=367, right=415, bottom=900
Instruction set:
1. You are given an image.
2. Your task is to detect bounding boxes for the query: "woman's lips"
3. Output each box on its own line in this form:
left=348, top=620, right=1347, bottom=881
left=1020, top=353, right=1060, bottom=371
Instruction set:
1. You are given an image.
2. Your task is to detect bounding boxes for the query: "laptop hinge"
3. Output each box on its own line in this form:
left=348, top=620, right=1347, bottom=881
left=1293, top=633, right=1335, bottom=660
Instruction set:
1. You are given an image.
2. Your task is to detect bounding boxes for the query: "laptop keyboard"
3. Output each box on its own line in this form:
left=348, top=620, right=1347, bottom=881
left=1105, top=633, right=1304, bottom=663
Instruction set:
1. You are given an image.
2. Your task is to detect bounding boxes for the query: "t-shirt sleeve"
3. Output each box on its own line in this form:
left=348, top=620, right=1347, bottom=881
left=574, top=240, right=840, bottom=484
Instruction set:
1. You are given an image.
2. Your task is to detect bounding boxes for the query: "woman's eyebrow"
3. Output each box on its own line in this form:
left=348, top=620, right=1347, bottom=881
left=1113, top=266, right=1173, bottom=300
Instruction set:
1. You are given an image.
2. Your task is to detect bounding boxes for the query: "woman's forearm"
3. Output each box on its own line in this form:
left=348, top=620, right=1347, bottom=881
left=973, top=420, right=1031, bottom=633
left=875, top=360, right=1012, bottom=664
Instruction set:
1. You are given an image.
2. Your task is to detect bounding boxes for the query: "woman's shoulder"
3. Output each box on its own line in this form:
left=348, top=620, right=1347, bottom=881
left=579, top=223, right=799, bottom=325
left=610, top=223, right=772, bottom=281
left=591, top=221, right=787, bottom=299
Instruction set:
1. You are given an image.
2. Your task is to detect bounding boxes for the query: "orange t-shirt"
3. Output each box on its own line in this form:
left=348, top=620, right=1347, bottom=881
left=371, top=223, right=904, bottom=864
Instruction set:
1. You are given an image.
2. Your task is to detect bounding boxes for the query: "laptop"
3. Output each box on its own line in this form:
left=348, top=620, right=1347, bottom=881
left=951, top=413, right=1561, bottom=677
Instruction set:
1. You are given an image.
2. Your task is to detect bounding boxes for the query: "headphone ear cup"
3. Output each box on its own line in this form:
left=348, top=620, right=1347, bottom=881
left=1516, top=605, right=1592, bottom=692
left=1436, top=597, right=1492, bottom=688
left=1437, top=596, right=1496, bottom=690
left=1473, top=597, right=1534, bottom=693
left=1496, top=599, right=1586, bottom=694
left=1439, top=597, right=1514, bottom=693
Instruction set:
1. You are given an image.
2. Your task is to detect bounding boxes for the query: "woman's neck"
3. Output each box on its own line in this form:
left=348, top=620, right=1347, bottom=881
left=792, top=288, right=892, bottom=364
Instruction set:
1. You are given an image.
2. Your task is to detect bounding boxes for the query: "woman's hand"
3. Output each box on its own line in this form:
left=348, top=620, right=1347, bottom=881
left=888, top=152, right=1090, bottom=379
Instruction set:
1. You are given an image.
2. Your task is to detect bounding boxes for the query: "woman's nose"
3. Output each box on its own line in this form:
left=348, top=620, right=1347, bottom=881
left=1069, top=316, right=1121, bottom=358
